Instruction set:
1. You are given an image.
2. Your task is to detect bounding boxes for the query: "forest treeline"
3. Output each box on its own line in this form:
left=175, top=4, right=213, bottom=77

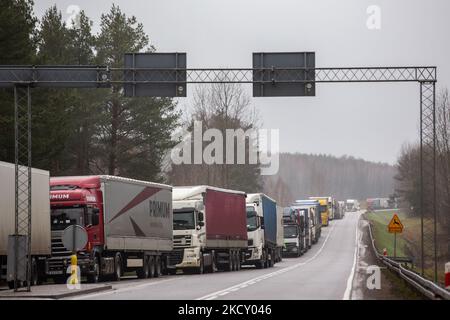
left=263, top=153, right=396, bottom=206
left=0, top=1, right=180, bottom=182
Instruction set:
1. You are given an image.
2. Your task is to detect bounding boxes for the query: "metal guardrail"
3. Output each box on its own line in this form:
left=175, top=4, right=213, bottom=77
left=367, top=220, right=450, bottom=300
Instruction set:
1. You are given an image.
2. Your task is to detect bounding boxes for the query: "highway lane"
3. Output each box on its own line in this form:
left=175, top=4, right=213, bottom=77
left=69, top=211, right=361, bottom=300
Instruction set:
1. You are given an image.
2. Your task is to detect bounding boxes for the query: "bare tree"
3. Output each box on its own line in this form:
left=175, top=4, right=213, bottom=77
left=168, top=81, right=262, bottom=192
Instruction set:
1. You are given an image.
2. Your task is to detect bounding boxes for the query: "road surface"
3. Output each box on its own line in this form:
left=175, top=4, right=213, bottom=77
left=69, top=212, right=361, bottom=300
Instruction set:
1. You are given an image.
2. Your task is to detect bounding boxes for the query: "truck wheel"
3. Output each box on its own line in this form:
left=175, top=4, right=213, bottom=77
left=236, top=252, right=241, bottom=271
left=148, top=256, right=156, bottom=278
left=113, top=253, right=122, bottom=281
left=87, top=256, right=101, bottom=283
left=268, top=252, right=274, bottom=268
left=7, top=281, right=15, bottom=289
left=208, top=253, right=217, bottom=273
left=263, top=250, right=269, bottom=268
left=227, top=252, right=233, bottom=272
left=167, top=268, right=177, bottom=275
left=137, top=256, right=149, bottom=279
left=195, top=253, right=204, bottom=274
left=233, top=251, right=238, bottom=271
left=30, top=258, right=39, bottom=286
left=154, top=256, right=161, bottom=277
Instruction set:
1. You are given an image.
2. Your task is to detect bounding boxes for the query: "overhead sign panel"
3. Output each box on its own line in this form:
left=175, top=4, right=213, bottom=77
left=0, top=66, right=110, bottom=88
left=123, top=52, right=187, bottom=97
left=252, top=52, right=315, bottom=97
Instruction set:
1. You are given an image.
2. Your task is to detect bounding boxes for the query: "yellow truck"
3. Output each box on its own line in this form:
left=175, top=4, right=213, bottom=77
left=309, top=197, right=331, bottom=227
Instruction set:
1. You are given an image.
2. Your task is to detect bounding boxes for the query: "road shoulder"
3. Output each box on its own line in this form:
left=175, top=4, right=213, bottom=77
left=350, top=213, right=423, bottom=300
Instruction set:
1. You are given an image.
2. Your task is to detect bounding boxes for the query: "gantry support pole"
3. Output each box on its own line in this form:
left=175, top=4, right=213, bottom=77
left=13, top=85, right=32, bottom=292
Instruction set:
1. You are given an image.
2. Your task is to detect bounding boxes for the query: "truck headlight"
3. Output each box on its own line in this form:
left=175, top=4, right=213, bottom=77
left=185, top=249, right=197, bottom=258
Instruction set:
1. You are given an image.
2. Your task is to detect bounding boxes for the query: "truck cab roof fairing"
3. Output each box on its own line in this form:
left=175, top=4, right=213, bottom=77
left=50, top=175, right=172, bottom=190
left=173, top=185, right=246, bottom=201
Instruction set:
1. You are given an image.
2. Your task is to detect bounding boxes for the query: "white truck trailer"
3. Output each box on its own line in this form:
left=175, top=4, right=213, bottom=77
left=0, top=161, right=51, bottom=288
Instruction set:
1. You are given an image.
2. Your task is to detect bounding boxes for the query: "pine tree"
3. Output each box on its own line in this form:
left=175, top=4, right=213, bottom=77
left=93, top=5, right=179, bottom=181
left=31, top=5, right=73, bottom=172
left=0, top=0, right=37, bottom=162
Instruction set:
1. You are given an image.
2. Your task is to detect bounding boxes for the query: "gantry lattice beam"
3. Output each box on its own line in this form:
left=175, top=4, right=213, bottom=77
left=0, top=66, right=437, bottom=85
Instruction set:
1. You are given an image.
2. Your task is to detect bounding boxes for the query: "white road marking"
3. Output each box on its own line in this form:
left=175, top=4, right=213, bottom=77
left=196, top=222, right=337, bottom=300
left=69, top=277, right=178, bottom=300
left=342, top=213, right=361, bottom=300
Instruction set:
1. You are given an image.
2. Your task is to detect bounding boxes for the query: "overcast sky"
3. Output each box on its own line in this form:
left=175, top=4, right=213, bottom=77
left=34, top=0, right=450, bottom=164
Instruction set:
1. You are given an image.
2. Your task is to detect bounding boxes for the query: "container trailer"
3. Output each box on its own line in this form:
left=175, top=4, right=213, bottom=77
left=0, top=161, right=51, bottom=288
left=275, top=205, right=284, bottom=262
left=282, top=207, right=307, bottom=257
left=309, top=196, right=330, bottom=226
left=169, top=186, right=247, bottom=274
left=293, top=199, right=322, bottom=243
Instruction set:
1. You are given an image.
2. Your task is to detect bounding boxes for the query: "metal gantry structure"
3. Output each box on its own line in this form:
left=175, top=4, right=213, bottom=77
left=0, top=63, right=438, bottom=290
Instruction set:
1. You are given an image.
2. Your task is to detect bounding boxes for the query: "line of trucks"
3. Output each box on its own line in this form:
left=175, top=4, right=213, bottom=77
left=0, top=161, right=348, bottom=288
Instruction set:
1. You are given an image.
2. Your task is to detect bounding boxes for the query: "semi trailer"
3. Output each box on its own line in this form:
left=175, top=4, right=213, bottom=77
left=337, top=201, right=346, bottom=219
left=345, top=199, right=359, bottom=212
left=244, top=193, right=280, bottom=268
left=275, top=205, right=284, bottom=262
left=293, top=199, right=322, bottom=243
left=48, top=175, right=173, bottom=283
left=0, top=161, right=51, bottom=289
left=309, top=197, right=330, bottom=226
left=282, top=207, right=307, bottom=257
left=169, top=186, right=247, bottom=274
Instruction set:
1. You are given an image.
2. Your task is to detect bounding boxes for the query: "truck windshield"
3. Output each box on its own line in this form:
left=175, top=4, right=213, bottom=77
left=173, top=210, right=195, bottom=230
left=284, top=225, right=298, bottom=238
left=51, top=207, right=84, bottom=230
left=319, top=205, right=328, bottom=213
left=246, top=206, right=258, bottom=232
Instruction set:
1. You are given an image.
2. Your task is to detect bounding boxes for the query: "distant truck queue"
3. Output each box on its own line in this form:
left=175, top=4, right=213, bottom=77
left=0, top=160, right=356, bottom=288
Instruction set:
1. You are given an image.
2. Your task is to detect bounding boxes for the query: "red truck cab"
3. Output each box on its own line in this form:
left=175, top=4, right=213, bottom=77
left=47, top=176, right=104, bottom=281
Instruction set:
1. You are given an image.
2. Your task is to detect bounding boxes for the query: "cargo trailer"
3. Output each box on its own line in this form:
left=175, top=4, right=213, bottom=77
left=0, top=161, right=51, bottom=288
left=169, top=186, right=247, bottom=274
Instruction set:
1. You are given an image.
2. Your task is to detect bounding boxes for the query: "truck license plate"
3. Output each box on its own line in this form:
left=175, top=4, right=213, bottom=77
left=47, top=271, right=63, bottom=275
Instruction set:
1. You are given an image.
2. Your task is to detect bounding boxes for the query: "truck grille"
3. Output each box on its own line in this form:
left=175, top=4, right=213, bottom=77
left=46, top=230, right=71, bottom=274
left=173, top=235, right=192, bottom=248
left=51, top=231, right=72, bottom=257
left=168, top=249, right=184, bottom=266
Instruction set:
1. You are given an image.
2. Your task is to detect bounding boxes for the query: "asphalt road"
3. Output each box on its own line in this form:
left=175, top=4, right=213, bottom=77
left=69, top=211, right=361, bottom=300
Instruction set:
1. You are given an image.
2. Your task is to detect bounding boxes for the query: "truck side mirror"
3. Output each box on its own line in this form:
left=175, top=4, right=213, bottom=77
left=260, top=216, right=264, bottom=229
left=198, top=212, right=204, bottom=222
left=92, top=208, right=100, bottom=226
left=198, top=221, right=205, bottom=227
left=92, top=212, right=99, bottom=226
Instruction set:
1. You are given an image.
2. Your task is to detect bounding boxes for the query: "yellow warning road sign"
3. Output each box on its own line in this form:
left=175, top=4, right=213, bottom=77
left=388, top=213, right=404, bottom=233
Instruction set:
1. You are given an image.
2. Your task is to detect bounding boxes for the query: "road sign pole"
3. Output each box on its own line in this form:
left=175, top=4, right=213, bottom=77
left=394, top=233, right=397, bottom=258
